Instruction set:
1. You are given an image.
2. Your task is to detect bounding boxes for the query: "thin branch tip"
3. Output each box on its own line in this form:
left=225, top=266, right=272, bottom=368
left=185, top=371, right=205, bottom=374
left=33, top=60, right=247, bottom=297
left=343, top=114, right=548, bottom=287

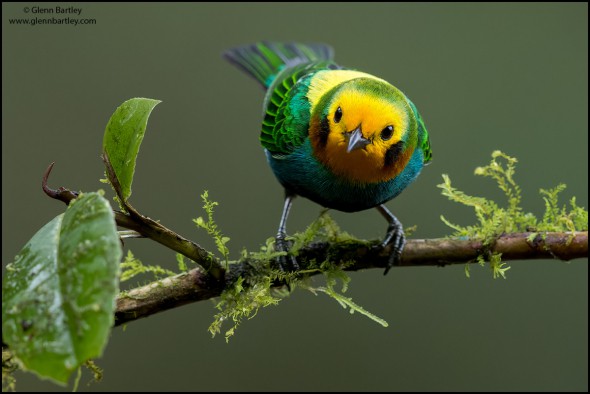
left=41, top=162, right=79, bottom=205
left=41, top=162, right=56, bottom=197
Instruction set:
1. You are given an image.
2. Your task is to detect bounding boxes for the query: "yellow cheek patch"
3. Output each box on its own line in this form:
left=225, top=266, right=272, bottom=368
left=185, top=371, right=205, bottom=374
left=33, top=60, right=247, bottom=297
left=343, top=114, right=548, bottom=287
left=336, top=93, right=409, bottom=143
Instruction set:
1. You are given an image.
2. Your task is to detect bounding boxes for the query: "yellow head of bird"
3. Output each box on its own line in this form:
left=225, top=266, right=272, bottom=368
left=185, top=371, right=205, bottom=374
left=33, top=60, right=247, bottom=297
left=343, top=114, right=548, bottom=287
left=310, top=78, right=418, bottom=183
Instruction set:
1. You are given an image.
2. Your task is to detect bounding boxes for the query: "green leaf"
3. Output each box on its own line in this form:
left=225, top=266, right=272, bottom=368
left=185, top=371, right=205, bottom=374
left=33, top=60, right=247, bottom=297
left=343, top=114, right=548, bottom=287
left=102, top=97, right=161, bottom=201
left=2, top=192, right=121, bottom=385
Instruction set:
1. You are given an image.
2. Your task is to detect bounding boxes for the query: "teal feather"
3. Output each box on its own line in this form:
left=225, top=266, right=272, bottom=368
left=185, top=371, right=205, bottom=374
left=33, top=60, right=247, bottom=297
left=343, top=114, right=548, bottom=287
left=266, top=139, right=426, bottom=212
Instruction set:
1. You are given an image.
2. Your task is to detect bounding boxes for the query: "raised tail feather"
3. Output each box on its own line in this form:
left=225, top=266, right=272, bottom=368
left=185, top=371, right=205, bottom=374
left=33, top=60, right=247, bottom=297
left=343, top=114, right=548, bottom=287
left=223, top=41, right=334, bottom=89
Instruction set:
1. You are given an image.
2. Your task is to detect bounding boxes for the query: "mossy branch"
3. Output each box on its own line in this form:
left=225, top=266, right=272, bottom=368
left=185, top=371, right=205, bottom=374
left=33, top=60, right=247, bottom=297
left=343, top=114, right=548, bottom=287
left=114, top=231, right=588, bottom=327
left=41, top=151, right=588, bottom=334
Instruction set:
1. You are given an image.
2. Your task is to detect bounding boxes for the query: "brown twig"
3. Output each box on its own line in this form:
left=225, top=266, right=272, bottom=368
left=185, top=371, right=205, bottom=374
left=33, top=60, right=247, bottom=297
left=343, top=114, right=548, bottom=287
left=41, top=163, right=588, bottom=328
left=114, top=231, right=588, bottom=327
left=41, top=162, right=79, bottom=204
left=43, top=161, right=225, bottom=282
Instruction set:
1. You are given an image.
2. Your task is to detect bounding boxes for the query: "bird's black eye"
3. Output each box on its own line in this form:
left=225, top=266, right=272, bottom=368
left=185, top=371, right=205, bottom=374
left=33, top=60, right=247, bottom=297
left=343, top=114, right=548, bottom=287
left=334, top=106, right=342, bottom=123
left=381, top=125, right=394, bottom=141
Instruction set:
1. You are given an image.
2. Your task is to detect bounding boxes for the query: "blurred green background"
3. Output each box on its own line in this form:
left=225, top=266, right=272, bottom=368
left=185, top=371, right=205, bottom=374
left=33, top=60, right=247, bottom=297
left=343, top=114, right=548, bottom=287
left=2, top=2, right=587, bottom=391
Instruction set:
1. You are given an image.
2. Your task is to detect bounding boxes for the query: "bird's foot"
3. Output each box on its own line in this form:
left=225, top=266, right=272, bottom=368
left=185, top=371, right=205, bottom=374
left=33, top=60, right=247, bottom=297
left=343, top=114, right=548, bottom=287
left=274, top=236, right=299, bottom=273
left=374, top=224, right=406, bottom=276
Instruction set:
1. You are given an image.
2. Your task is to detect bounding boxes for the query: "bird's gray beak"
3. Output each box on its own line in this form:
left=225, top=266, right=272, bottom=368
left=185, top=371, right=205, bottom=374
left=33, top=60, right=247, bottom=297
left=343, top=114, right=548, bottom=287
left=347, top=127, right=371, bottom=153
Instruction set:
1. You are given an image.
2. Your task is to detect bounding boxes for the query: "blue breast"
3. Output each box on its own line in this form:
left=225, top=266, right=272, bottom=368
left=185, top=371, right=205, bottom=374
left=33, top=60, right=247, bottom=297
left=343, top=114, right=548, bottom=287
left=266, top=139, right=424, bottom=212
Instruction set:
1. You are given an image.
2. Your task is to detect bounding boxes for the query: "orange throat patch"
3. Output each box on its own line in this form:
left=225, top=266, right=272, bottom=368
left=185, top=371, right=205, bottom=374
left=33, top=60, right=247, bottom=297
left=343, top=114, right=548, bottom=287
left=310, top=119, right=412, bottom=184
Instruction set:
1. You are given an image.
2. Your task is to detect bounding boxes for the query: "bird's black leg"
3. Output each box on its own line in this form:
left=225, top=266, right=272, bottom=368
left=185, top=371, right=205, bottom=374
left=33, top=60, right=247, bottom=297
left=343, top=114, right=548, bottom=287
left=375, top=204, right=406, bottom=275
left=275, top=192, right=299, bottom=272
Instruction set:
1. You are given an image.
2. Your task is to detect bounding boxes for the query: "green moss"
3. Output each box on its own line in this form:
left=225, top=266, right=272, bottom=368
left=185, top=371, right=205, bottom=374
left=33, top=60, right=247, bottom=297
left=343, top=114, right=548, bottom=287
left=290, top=209, right=354, bottom=254
left=71, top=360, right=103, bottom=392
left=208, top=274, right=285, bottom=343
left=192, top=150, right=589, bottom=339
left=83, top=360, right=103, bottom=383
left=439, top=150, right=587, bottom=278
left=119, top=250, right=177, bottom=282
left=297, top=259, right=389, bottom=327
left=193, top=191, right=230, bottom=268
left=207, top=210, right=387, bottom=341
left=2, top=350, right=18, bottom=392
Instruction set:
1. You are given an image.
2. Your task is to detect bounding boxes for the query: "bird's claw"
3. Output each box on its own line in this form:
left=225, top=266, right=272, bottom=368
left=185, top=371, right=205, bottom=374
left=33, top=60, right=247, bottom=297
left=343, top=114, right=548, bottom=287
left=377, top=225, right=406, bottom=276
left=274, top=237, right=299, bottom=272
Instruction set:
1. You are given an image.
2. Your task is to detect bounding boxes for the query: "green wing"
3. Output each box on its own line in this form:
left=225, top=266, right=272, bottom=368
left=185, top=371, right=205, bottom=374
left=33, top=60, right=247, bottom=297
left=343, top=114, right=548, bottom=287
left=224, top=41, right=338, bottom=155
left=408, top=99, right=432, bottom=164
left=261, top=61, right=338, bottom=155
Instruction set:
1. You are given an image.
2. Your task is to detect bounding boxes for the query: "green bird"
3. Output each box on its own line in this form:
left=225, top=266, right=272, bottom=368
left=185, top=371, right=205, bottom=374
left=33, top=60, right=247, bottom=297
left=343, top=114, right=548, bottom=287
left=224, top=42, right=431, bottom=274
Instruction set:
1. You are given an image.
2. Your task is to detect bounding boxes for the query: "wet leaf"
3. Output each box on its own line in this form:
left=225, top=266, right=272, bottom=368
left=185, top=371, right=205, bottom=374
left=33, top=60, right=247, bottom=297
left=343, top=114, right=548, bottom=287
left=2, top=192, right=121, bottom=385
left=102, top=97, right=161, bottom=201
